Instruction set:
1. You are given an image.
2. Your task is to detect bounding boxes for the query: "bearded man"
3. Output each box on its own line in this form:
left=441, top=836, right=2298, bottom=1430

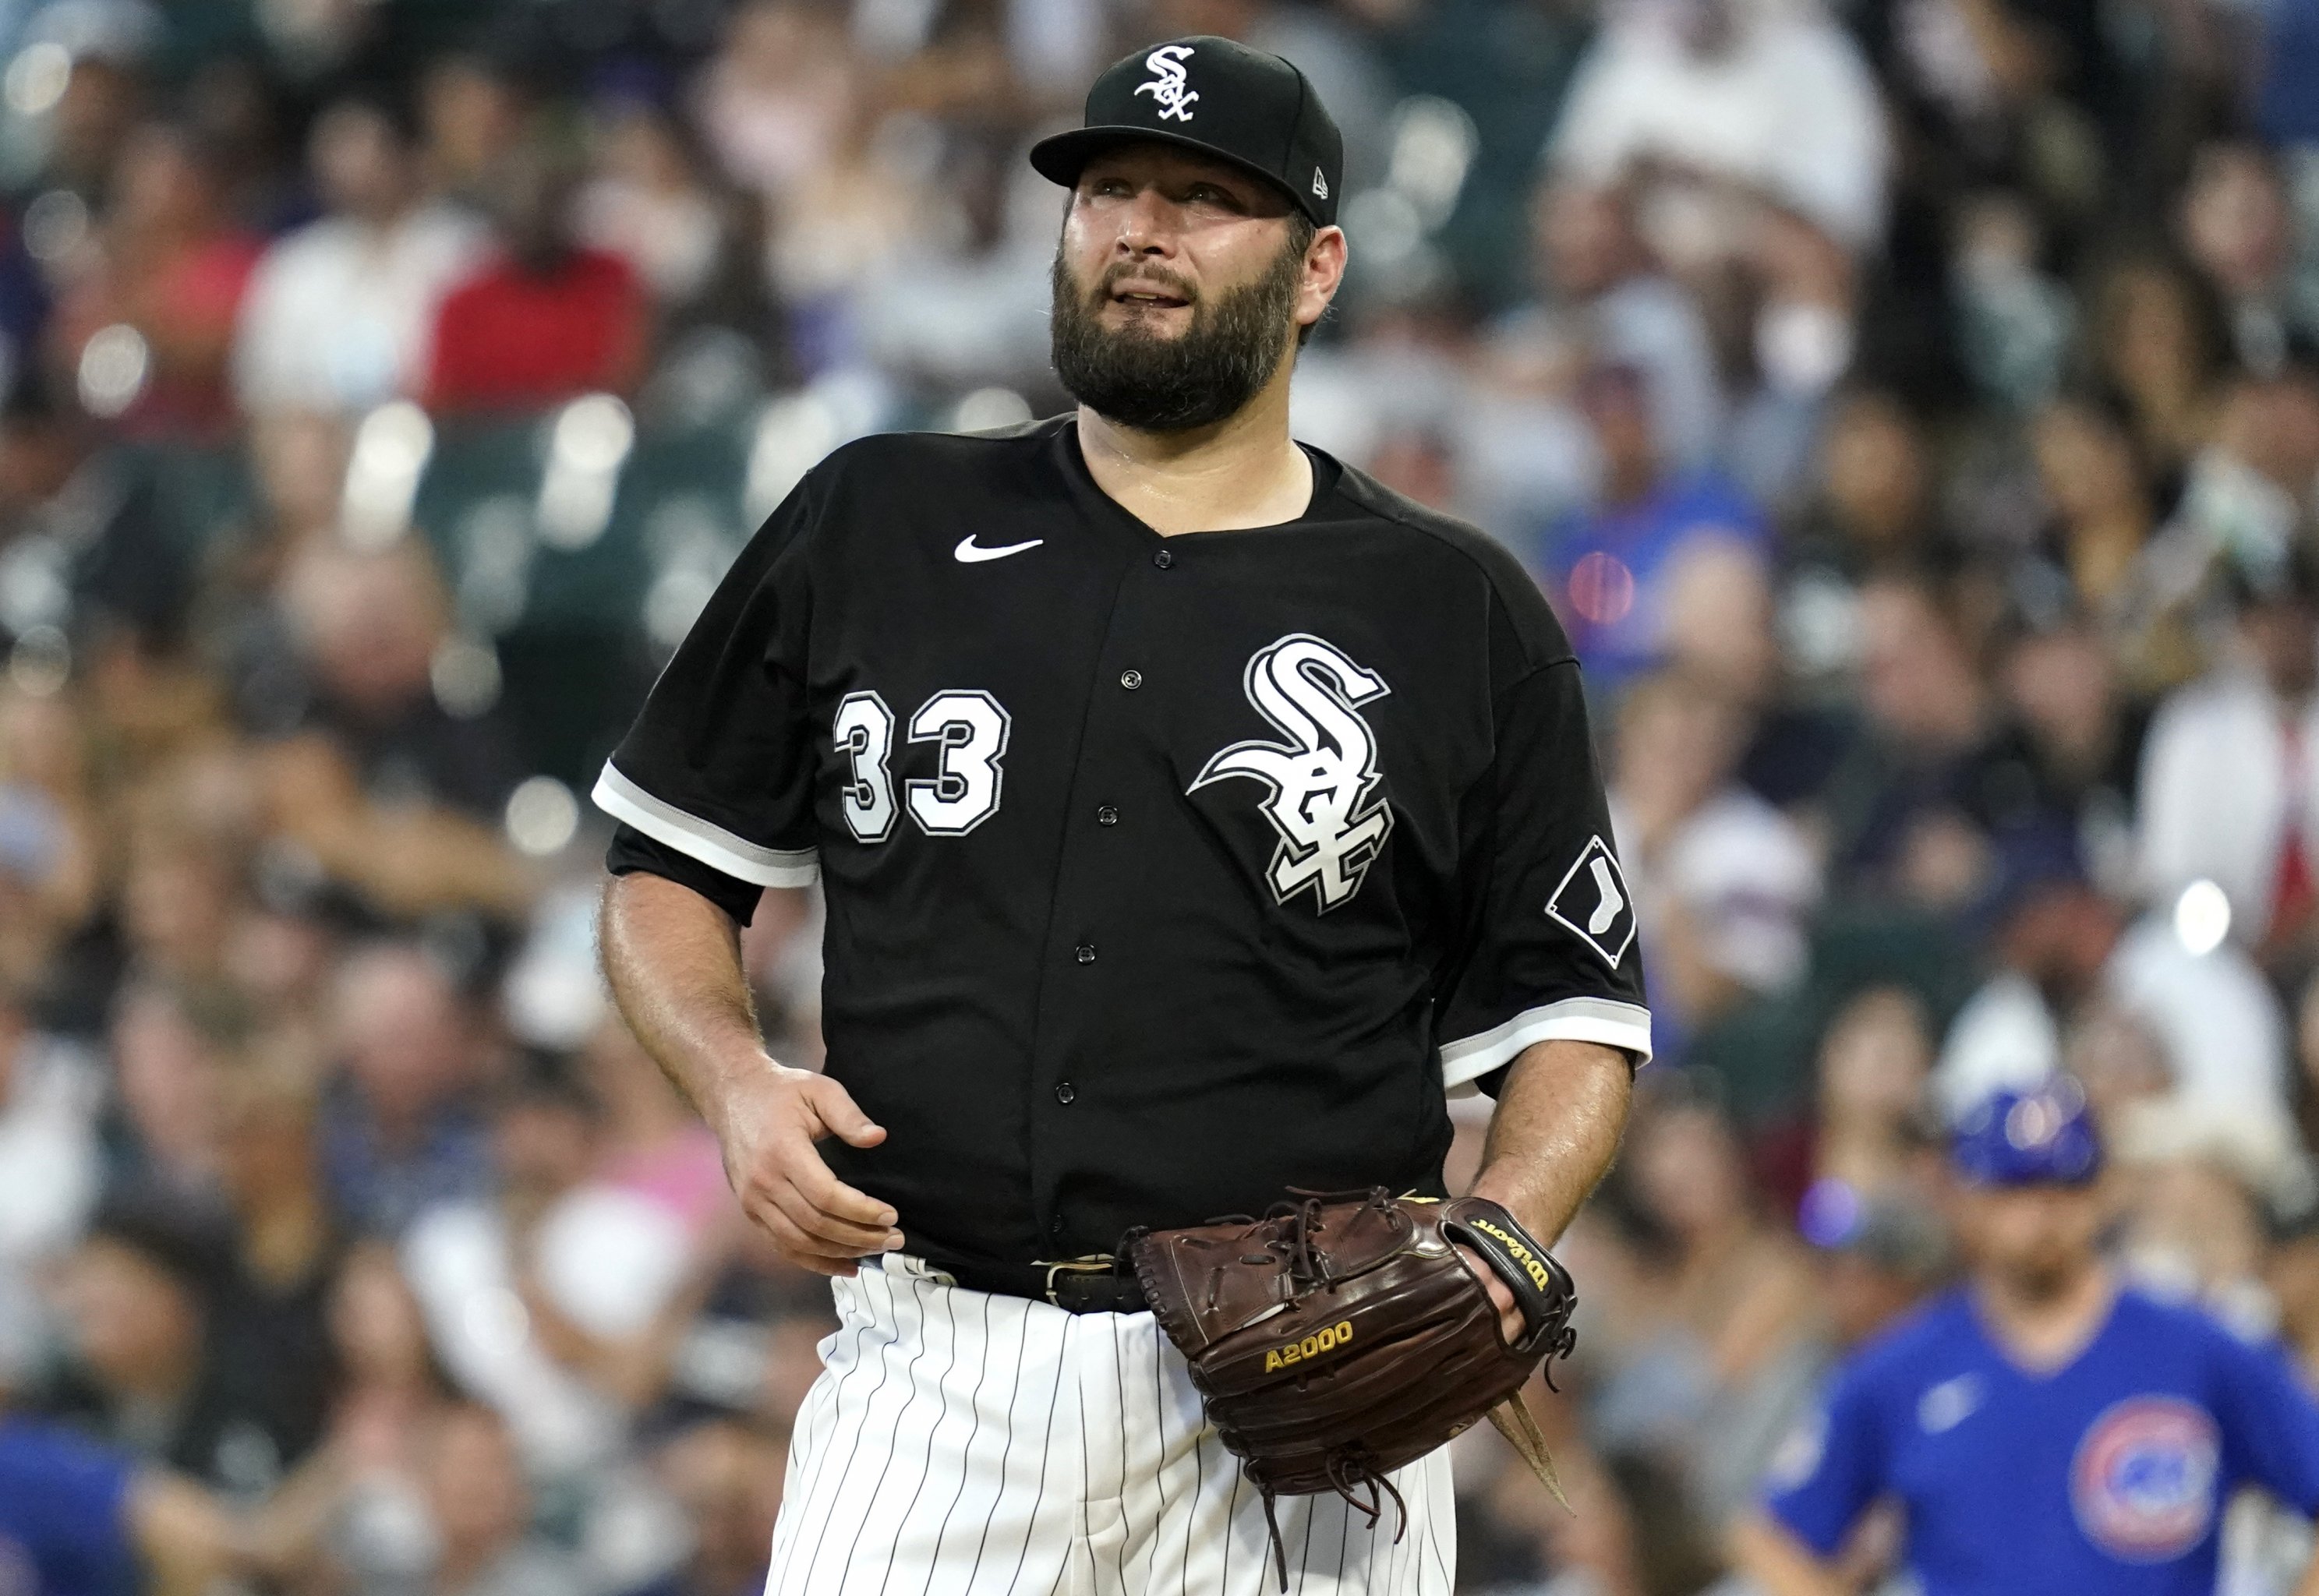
left=593, top=35, right=1647, bottom=1594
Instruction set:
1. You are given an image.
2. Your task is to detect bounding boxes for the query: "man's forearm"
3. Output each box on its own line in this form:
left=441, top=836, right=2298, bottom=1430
left=1727, top=1515, right=1855, bottom=1596
left=1467, top=1037, right=1632, bottom=1242
left=598, top=870, right=772, bottom=1135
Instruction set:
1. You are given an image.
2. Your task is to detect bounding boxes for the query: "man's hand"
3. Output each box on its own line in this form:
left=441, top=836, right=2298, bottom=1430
left=712, top=1064, right=903, bottom=1276
left=1454, top=1243, right=1526, bottom=1344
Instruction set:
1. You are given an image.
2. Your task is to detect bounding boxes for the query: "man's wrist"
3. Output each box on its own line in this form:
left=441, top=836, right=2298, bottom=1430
left=699, top=1046, right=787, bottom=1140
left=1463, top=1174, right=1554, bottom=1245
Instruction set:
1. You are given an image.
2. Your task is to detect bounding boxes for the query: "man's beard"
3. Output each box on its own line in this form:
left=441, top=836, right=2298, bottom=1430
left=1049, top=238, right=1302, bottom=433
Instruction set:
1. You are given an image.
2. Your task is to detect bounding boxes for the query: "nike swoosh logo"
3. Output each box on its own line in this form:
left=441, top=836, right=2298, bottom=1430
left=954, top=535, right=1044, bottom=563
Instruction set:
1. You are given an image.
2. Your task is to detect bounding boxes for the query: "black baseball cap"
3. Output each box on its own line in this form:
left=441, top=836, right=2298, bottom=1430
left=1030, top=36, right=1342, bottom=228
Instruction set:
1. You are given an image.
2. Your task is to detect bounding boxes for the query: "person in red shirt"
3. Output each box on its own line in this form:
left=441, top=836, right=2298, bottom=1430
left=58, top=122, right=265, bottom=440
left=422, top=141, right=648, bottom=415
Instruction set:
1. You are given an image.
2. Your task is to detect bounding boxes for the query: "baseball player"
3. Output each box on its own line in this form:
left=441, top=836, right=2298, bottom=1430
left=1731, top=1081, right=2319, bottom=1595
left=595, top=34, right=1649, bottom=1594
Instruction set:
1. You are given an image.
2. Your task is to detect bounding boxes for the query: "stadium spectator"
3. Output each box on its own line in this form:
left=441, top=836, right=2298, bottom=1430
left=318, top=944, right=492, bottom=1238
left=1490, top=178, right=1723, bottom=481
left=0, top=1362, right=239, bottom=1596
left=1541, top=361, right=1769, bottom=687
left=37, top=1190, right=242, bottom=1485
left=0, top=975, right=101, bottom=1384
left=0, top=369, right=190, bottom=656
left=1819, top=574, right=2000, bottom=903
left=422, top=142, right=649, bottom=415
left=1985, top=613, right=2148, bottom=892
left=401, top=1060, right=696, bottom=1475
left=2139, top=549, right=2319, bottom=963
left=624, top=1419, right=784, bottom=1596
left=204, top=1036, right=345, bottom=1492
left=333, top=1401, right=578, bottom=1596
left=579, top=1018, right=729, bottom=1241
left=1935, top=821, right=2294, bottom=1149
left=2179, top=142, right=2318, bottom=376
left=51, top=121, right=262, bottom=442
left=1589, top=1089, right=1823, bottom=1524
left=105, top=981, right=227, bottom=1200
left=232, top=98, right=486, bottom=418
left=1609, top=669, right=1820, bottom=1047
left=1549, top=0, right=1889, bottom=256
left=690, top=0, right=859, bottom=205
left=261, top=538, right=534, bottom=917
left=2080, top=254, right=2234, bottom=482
left=578, top=98, right=732, bottom=313
left=1796, top=985, right=1940, bottom=1212
left=418, top=56, right=530, bottom=214
left=1780, top=389, right=1943, bottom=612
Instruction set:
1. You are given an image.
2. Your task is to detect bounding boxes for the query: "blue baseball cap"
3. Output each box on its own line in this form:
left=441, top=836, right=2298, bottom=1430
left=1951, top=1080, right=2102, bottom=1187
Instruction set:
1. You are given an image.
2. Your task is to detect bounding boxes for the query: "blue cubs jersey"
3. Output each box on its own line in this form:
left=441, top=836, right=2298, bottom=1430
left=1764, top=1287, right=2319, bottom=1595
left=0, top=1418, right=136, bottom=1596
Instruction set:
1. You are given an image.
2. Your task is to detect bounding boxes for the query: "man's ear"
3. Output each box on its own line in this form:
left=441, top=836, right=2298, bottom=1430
left=1296, top=225, right=1349, bottom=341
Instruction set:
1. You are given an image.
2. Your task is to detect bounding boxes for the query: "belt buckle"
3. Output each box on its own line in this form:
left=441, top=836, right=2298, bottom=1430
left=1041, top=1256, right=1114, bottom=1307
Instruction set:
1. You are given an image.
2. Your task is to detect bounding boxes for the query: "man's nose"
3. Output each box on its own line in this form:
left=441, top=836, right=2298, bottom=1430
left=1113, top=187, right=1180, bottom=255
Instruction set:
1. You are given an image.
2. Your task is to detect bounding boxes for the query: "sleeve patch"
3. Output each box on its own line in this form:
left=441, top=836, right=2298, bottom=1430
left=1544, top=835, right=1637, bottom=970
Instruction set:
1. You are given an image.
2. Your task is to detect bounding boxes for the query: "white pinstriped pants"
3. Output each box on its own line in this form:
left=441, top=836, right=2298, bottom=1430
left=763, top=1255, right=1455, bottom=1595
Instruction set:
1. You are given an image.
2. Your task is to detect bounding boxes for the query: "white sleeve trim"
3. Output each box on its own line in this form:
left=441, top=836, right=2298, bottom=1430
left=592, top=762, right=820, bottom=888
left=1441, top=996, right=1653, bottom=1097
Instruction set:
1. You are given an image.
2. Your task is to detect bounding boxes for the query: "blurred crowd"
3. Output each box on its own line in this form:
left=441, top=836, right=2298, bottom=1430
left=0, top=0, right=2317, bottom=1591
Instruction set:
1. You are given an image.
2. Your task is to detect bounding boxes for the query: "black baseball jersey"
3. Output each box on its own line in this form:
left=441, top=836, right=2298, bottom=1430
left=598, top=417, right=1649, bottom=1271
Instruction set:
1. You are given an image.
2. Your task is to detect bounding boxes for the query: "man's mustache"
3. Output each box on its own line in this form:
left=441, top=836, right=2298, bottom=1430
left=1091, top=262, right=1200, bottom=305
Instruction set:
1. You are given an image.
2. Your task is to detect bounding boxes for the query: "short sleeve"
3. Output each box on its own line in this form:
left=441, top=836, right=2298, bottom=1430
left=0, top=1420, right=139, bottom=1595
left=2214, top=1326, right=2319, bottom=1513
left=605, top=823, right=765, bottom=926
left=1434, top=655, right=1651, bottom=1097
left=592, top=476, right=824, bottom=888
left=1762, top=1368, right=1886, bottom=1555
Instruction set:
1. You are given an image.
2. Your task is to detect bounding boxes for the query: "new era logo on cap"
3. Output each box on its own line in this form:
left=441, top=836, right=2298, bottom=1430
left=1027, top=35, right=1344, bottom=228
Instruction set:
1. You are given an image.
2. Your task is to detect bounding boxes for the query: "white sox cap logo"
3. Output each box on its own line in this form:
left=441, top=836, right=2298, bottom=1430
left=1191, top=634, right=1394, bottom=911
left=1136, top=44, right=1199, bottom=122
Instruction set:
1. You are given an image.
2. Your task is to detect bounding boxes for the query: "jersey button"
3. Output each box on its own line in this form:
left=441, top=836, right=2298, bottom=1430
left=1055, top=1081, right=1076, bottom=1104
left=1119, top=669, right=1143, bottom=690
left=1152, top=549, right=1174, bottom=570
left=1095, top=805, right=1119, bottom=826
left=1074, top=943, right=1097, bottom=963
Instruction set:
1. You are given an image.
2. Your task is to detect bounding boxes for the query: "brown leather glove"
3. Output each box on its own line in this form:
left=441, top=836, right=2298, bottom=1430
left=1126, top=1189, right=1577, bottom=1590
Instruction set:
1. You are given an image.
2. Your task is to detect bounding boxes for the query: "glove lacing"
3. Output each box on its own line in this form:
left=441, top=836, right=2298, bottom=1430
left=1246, top=1188, right=1414, bottom=1591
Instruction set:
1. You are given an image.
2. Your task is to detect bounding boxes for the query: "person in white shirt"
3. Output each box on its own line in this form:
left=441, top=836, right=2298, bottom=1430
left=232, top=98, right=484, bottom=418
left=2137, top=550, right=2319, bottom=961
left=1548, top=0, right=1890, bottom=255
left=0, top=977, right=101, bottom=1371
left=1610, top=669, right=1822, bottom=1034
left=1935, top=820, right=2298, bottom=1195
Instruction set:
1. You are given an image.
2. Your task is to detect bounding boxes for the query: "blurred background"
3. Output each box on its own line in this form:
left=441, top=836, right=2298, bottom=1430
left=0, top=0, right=2315, bottom=1591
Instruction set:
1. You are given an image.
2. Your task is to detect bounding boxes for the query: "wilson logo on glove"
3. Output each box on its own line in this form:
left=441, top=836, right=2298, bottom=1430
left=1467, top=1218, right=1557, bottom=1294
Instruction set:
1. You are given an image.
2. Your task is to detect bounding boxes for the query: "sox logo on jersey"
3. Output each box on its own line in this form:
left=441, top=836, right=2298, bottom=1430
left=1136, top=44, right=1199, bottom=122
left=1193, top=632, right=1395, bottom=912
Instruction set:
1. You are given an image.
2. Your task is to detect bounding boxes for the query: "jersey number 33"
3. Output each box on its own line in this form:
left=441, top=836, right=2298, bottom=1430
left=834, top=689, right=1013, bottom=842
